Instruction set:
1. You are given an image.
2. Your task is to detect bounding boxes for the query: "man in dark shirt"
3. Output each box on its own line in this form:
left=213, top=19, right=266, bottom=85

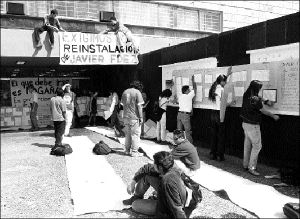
left=34, top=9, right=66, bottom=48
left=123, top=151, right=202, bottom=218
left=171, top=129, right=200, bottom=177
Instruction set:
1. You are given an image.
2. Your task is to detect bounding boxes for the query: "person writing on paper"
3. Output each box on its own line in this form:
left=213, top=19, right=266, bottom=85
left=121, top=80, right=144, bottom=157
left=208, top=67, right=235, bottom=161
left=156, top=89, right=172, bottom=144
left=108, top=90, right=125, bottom=137
left=177, top=80, right=196, bottom=144
left=33, top=9, right=66, bottom=48
left=123, top=151, right=202, bottom=218
left=240, top=80, right=279, bottom=176
left=88, top=91, right=98, bottom=127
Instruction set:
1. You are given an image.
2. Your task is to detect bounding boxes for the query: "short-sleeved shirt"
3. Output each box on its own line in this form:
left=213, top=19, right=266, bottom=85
left=63, top=92, right=75, bottom=111
left=121, top=88, right=144, bottom=120
left=159, top=97, right=169, bottom=110
left=212, top=85, right=223, bottom=111
left=178, top=90, right=195, bottom=113
left=50, top=96, right=66, bottom=121
left=240, top=94, right=263, bottom=124
left=44, top=15, right=61, bottom=29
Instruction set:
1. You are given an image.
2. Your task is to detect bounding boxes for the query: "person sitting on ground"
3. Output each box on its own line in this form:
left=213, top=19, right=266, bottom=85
left=100, top=16, right=139, bottom=53
left=34, top=9, right=66, bottom=48
left=88, top=91, right=98, bottom=126
left=171, top=129, right=200, bottom=177
left=123, top=151, right=202, bottom=218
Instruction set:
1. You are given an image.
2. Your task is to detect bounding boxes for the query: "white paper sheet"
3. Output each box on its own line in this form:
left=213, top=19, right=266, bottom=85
left=194, top=74, right=202, bottom=83
left=182, top=77, right=190, bottom=86
left=234, top=87, right=245, bottom=97
left=204, top=74, right=213, bottom=84
left=176, top=77, right=182, bottom=85
left=262, top=89, right=277, bottom=102
left=227, top=92, right=232, bottom=103
left=204, top=88, right=210, bottom=97
left=251, top=69, right=270, bottom=81
left=195, top=86, right=203, bottom=102
left=232, top=71, right=247, bottom=82
left=63, top=136, right=130, bottom=216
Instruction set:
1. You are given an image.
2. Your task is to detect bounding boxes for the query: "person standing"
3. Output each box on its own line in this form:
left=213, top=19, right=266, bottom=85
left=121, top=80, right=144, bottom=157
left=156, top=89, right=172, bottom=144
left=240, top=80, right=279, bottom=176
left=28, top=84, right=39, bottom=131
left=108, top=90, right=125, bottom=137
left=88, top=91, right=98, bottom=126
left=141, top=90, right=149, bottom=137
left=33, top=9, right=65, bottom=48
left=177, top=83, right=195, bottom=144
left=50, top=88, right=66, bottom=147
left=62, top=83, right=75, bottom=137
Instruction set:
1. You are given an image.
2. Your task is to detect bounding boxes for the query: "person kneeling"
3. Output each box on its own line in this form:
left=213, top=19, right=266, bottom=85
left=171, top=129, right=201, bottom=177
left=123, top=151, right=202, bottom=218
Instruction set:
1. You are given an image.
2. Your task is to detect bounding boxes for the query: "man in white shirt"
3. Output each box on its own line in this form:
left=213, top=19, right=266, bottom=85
left=177, top=84, right=195, bottom=144
left=28, top=85, right=39, bottom=131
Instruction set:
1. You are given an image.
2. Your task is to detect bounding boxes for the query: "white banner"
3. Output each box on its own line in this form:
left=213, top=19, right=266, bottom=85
left=59, top=32, right=139, bottom=65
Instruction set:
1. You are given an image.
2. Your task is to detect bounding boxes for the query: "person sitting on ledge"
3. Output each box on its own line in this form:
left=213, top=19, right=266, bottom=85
left=34, top=9, right=66, bottom=49
left=100, top=16, right=139, bottom=53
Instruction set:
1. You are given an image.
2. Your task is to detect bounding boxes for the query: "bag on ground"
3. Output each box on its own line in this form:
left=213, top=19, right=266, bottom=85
left=50, top=144, right=73, bottom=156
left=283, top=203, right=300, bottom=219
left=93, top=140, right=114, bottom=155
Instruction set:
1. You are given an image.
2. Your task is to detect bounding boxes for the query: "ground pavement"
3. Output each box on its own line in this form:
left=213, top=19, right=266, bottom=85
left=1, top=128, right=298, bottom=218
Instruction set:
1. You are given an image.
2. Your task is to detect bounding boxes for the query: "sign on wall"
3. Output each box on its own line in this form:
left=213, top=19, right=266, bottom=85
left=10, top=78, right=72, bottom=126
left=59, top=32, right=139, bottom=65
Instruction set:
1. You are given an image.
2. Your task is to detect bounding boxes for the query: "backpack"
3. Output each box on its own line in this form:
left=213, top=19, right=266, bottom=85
left=50, top=144, right=73, bottom=156
left=93, top=141, right=115, bottom=155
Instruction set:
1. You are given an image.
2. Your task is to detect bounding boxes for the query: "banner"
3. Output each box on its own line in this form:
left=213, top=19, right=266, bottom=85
left=59, top=32, right=139, bottom=65
left=10, top=78, right=72, bottom=126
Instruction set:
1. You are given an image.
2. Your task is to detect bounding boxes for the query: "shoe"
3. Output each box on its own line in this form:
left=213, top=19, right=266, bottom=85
left=160, top=141, right=169, bottom=145
left=50, top=43, right=54, bottom=49
left=36, top=41, right=42, bottom=48
left=65, top=134, right=72, bottom=137
left=209, top=153, right=217, bottom=160
left=131, top=152, right=144, bottom=157
left=243, top=167, right=248, bottom=171
left=188, top=185, right=202, bottom=210
left=123, top=195, right=142, bottom=205
left=248, top=168, right=260, bottom=176
left=156, top=139, right=162, bottom=144
left=218, top=155, right=225, bottom=161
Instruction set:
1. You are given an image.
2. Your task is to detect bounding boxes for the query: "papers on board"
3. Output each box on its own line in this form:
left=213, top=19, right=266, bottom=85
left=251, top=70, right=270, bottom=81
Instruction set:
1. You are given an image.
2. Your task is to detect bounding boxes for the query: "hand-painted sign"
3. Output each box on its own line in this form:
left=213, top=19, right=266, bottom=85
left=59, top=32, right=139, bottom=65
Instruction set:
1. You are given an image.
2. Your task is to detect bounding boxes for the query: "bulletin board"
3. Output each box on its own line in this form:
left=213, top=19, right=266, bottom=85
left=171, top=58, right=299, bottom=116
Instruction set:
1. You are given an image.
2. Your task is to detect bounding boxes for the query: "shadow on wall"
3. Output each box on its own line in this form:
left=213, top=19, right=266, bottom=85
left=32, top=143, right=53, bottom=148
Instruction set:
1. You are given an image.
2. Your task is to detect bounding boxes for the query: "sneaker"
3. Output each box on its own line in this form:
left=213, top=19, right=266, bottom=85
left=50, top=43, right=54, bottom=49
left=36, top=41, right=42, bottom=48
left=248, top=168, right=260, bottom=176
left=131, top=152, right=144, bottom=157
left=123, top=195, right=142, bottom=205
left=125, top=150, right=131, bottom=156
left=218, top=155, right=225, bottom=161
left=188, top=185, right=202, bottom=210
